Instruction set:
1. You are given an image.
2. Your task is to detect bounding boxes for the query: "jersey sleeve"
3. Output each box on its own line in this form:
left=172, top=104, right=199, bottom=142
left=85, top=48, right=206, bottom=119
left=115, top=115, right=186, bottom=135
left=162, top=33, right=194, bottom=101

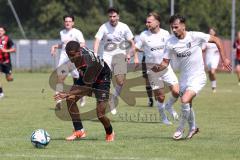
left=135, top=33, right=144, bottom=50
left=191, top=31, right=210, bottom=43
left=163, top=42, right=174, bottom=60
left=95, top=24, right=105, bottom=40
left=124, top=25, right=134, bottom=40
left=76, top=30, right=85, bottom=43
left=7, top=38, right=15, bottom=49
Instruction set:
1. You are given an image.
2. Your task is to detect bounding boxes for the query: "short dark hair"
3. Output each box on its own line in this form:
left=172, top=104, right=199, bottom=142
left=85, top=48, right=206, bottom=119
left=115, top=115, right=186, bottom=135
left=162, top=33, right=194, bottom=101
left=107, top=7, right=119, bottom=14
left=63, top=15, right=75, bottom=22
left=0, top=25, right=7, bottom=32
left=169, top=14, right=186, bottom=24
left=148, top=12, right=161, bottom=22
left=65, top=41, right=80, bottom=53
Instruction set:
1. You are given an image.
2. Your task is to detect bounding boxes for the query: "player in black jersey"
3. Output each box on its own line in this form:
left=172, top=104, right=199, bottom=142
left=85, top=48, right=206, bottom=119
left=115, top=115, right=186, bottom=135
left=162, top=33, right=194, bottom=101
left=54, top=41, right=115, bottom=142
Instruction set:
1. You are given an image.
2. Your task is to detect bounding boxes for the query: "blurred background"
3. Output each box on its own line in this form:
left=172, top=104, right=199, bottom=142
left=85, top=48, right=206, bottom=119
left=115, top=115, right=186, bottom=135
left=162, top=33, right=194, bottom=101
left=0, top=0, right=239, bottom=70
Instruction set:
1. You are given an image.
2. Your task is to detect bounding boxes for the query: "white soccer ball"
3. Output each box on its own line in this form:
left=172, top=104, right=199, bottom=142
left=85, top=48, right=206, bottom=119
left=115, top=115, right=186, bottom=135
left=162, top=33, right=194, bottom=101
left=31, top=129, right=50, bottom=148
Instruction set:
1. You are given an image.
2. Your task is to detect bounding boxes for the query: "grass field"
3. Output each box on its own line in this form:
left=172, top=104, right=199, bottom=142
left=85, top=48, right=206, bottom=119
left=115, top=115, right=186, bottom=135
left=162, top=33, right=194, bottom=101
left=0, top=72, right=240, bottom=160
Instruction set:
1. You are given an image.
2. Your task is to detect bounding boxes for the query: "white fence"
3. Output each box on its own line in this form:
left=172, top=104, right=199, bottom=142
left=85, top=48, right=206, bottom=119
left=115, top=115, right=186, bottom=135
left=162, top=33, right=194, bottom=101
left=12, top=40, right=94, bottom=70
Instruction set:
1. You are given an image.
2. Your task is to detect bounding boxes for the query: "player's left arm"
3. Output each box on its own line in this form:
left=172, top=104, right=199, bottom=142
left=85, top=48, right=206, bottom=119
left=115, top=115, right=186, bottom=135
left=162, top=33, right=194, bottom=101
left=0, top=38, right=16, bottom=53
left=208, top=35, right=232, bottom=71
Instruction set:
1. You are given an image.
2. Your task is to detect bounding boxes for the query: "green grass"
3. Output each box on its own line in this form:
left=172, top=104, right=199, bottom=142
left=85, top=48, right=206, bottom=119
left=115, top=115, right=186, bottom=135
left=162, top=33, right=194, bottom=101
left=0, top=72, right=240, bottom=160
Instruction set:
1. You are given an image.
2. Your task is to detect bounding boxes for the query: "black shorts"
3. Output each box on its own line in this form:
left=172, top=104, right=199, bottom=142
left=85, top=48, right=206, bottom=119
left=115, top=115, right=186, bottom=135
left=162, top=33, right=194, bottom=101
left=75, top=64, right=111, bottom=101
left=0, top=63, right=12, bottom=75
left=235, top=59, right=240, bottom=66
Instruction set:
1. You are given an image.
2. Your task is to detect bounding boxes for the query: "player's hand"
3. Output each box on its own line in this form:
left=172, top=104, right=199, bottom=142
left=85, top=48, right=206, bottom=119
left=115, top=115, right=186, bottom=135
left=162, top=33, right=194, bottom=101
left=54, top=92, right=69, bottom=101
left=50, top=46, right=57, bottom=56
left=126, top=54, right=131, bottom=63
left=134, top=56, right=139, bottom=69
left=222, top=58, right=232, bottom=71
left=151, top=64, right=161, bottom=72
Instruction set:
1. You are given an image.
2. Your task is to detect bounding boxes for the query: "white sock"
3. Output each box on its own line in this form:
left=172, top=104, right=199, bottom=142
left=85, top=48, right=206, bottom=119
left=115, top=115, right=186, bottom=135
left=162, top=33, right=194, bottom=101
left=178, top=103, right=190, bottom=131
left=114, top=84, right=122, bottom=97
left=165, top=96, right=178, bottom=115
left=157, top=101, right=167, bottom=121
left=188, top=107, right=196, bottom=130
left=211, top=80, right=216, bottom=88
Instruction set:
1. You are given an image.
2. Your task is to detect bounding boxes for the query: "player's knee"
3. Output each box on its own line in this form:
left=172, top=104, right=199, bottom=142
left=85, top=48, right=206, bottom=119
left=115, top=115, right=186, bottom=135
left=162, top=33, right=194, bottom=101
left=57, top=75, right=66, bottom=83
left=116, top=79, right=124, bottom=86
left=6, top=75, right=13, bottom=81
left=181, top=98, right=189, bottom=104
left=156, top=95, right=165, bottom=102
left=171, top=90, right=179, bottom=98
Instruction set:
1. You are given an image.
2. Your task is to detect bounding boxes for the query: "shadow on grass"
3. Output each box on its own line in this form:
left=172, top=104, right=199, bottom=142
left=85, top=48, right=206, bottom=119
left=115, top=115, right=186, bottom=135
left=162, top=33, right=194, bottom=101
left=51, top=137, right=98, bottom=141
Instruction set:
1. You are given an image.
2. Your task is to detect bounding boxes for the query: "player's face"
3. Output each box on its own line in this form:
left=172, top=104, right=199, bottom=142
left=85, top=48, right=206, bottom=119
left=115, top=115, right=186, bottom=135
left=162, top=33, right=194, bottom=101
left=0, top=28, right=5, bottom=37
left=146, top=16, right=160, bottom=32
left=237, top=32, right=240, bottom=40
left=170, top=19, right=186, bottom=39
left=209, top=28, right=216, bottom=36
left=64, top=17, right=74, bottom=30
left=108, top=12, right=119, bottom=26
left=67, top=50, right=81, bottom=63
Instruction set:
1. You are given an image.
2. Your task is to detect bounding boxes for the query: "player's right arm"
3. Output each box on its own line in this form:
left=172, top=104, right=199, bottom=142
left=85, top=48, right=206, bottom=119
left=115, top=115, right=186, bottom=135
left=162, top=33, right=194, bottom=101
left=93, top=24, right=105, bottom=57
left=93, top=38, right=101, bottom=57
left=50, top=43, right=62, bottom=56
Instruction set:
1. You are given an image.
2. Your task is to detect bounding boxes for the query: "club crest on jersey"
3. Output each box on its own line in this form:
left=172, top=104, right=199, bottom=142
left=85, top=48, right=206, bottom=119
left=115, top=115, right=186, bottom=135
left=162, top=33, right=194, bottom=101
left=186, top=42, right=191, bottom=48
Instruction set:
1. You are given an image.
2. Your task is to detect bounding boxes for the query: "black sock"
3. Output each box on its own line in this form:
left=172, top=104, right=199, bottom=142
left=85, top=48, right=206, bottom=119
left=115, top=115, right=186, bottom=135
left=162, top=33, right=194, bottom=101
left=0, top=87, right=3, bottom=93
left=146, top=86, right=153, bottom=98
left=72, top=120, right=83, bottom=131
left=105, top=124, right=113, bottom=134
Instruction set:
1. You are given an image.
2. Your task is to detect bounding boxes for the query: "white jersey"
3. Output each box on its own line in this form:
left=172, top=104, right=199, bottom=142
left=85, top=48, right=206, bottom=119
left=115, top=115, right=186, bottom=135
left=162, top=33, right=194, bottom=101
left=202, top=42, right=220, bottom=69
left=164, top=31, right=210, bottom=81
left=95, top=21, right=134, bottom=56
left=202, top=42, right=219, bottom=56
left=60, top=28, right=85, bottom=52
left=135, top=29, right=170, bottom=70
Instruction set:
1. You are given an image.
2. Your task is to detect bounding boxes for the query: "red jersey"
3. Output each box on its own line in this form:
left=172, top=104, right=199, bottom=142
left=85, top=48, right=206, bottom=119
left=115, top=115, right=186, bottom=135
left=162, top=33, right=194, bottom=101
left=233, top=39, right=240, bottom=60
left=0, top=35, right=14, bottom=63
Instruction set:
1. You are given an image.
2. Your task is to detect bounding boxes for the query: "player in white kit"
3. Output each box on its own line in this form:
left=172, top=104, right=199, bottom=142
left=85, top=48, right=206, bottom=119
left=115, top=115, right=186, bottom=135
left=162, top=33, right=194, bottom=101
left=93, top=7, right=137, bottom=114
left=51, top=15, right=86, bottom=108
left=152, top=14, right=231, bottom=140
left=202, top=28, right=220, bottom=92
left=135, top=12, right=179, bottom=125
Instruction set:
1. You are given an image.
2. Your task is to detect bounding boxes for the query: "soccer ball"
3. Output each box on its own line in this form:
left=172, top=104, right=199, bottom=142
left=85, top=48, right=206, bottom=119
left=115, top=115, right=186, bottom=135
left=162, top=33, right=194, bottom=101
left=31, top=129, right=50, bottom=148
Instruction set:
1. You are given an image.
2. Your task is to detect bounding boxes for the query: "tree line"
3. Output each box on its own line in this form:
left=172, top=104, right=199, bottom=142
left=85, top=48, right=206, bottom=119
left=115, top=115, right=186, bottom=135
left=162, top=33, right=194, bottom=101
left=0, top=0, right=239, bottom=39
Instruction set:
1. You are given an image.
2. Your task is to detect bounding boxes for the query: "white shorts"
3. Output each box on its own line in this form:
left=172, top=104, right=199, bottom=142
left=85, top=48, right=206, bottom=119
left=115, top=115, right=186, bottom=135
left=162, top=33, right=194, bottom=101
left=180, top=73, right=207, bottom=95
left=205, top=53, right=220, bottom=70
left=147, top=66, right=178, bottom=90
left=57, top=51, right=79, bottom=78
left=103, top=53, right=127, bottom=75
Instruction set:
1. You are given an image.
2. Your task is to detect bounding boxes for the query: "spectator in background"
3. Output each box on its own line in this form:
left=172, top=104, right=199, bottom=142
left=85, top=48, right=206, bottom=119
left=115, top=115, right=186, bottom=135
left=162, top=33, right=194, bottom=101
left=233, top=31, right=240, bottom=85
left=202, top=27, right=220, bottom=92
left=0, top=25, right=15, bottom=99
